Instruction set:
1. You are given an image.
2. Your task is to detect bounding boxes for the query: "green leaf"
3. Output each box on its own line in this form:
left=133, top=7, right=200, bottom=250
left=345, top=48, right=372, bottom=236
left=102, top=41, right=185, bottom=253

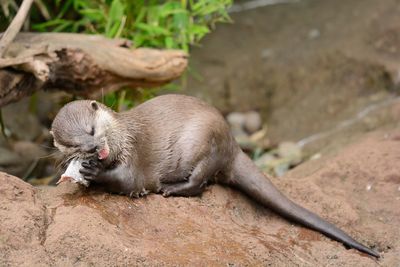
left=135, top=23, right=170, bottom=36
left=188, top=24, right=210, bottom=42
left=52, top=21, right=74, bottom=32
left=56, top=0, right=73, bottom=19
left=165, top=37, right=174, bottom=49
left=109, top=0, right=124, bottom=20
left=107, top=21, right=121, bottom=37
left=147, top=6, right=161, bottom=26
left=189, top=24, right=210, bottom=35
left=104, top=92, right=118, bottom=109
left=173, top=11, right=189, bottom=29
left=79, top=9, right=105, bottom=22
left=134, top=8, right=146, bottom=24
left=32, top=19, right=70, bottom=31
left=106, top=0, right=125, bottom=36
left=133, top=34, right=145, bottom=48
left=159, top=2, right=183, bottom=17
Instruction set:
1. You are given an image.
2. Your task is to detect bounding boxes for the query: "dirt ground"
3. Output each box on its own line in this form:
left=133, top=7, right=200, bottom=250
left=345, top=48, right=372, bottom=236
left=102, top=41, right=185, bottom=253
left=0, top=129, right=399, bottom=266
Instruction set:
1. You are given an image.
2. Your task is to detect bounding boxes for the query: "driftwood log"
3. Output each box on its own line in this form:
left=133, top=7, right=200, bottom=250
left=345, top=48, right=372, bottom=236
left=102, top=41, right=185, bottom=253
left=0, top=32, right=188, bottom=107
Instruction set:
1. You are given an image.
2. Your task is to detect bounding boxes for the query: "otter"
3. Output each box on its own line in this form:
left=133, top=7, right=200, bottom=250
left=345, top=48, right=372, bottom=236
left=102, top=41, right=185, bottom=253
left=50, top=94, right=379, bottom=258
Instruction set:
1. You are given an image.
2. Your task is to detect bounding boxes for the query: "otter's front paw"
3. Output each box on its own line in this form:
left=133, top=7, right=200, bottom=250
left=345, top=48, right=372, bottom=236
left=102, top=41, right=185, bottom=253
left=79, top=159, right=103, bottom=180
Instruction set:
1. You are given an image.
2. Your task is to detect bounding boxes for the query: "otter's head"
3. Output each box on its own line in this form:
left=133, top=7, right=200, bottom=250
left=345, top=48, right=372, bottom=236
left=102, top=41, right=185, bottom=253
left=51, top=100, right=116, bottom=162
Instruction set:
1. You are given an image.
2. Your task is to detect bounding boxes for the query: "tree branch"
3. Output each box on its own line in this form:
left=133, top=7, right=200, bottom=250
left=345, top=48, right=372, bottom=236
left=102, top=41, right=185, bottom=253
left=0, top=33, right=188, bottom=107
left=0, top=0, right=34, bottom=57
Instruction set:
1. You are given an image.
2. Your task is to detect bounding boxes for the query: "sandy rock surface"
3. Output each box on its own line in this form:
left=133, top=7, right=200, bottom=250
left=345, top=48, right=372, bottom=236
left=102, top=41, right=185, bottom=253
left=0, top=130, right=399, bottom=266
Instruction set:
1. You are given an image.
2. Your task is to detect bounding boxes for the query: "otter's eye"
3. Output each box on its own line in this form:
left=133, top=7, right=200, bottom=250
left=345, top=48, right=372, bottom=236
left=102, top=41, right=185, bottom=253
left=89, top=126, right=95, bottom=136
left=87, top=146, right=97, bottom=153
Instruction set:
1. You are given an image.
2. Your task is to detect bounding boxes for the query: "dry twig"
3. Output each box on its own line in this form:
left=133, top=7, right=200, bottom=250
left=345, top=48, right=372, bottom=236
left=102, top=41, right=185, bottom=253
left=0, top=0, right=34, bottom=57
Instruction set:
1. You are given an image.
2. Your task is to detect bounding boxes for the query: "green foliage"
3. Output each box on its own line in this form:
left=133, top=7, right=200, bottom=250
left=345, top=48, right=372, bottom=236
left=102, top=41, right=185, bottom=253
left=1, top=0, right=231, bottom=108
left=30, top=0, right=232, bottom=52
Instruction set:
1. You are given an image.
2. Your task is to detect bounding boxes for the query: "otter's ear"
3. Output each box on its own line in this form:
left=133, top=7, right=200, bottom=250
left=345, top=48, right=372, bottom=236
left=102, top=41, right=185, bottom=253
left=90, top=101, right=99, bottom=111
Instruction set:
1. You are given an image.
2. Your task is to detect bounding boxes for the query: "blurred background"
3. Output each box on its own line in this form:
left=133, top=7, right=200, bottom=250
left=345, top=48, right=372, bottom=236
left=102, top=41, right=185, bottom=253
left=1, top=0, right=400, bottom=185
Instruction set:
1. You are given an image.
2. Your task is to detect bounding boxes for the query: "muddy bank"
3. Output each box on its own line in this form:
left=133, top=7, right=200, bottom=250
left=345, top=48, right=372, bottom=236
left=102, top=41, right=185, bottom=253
left=184, top=0, right=400, bottom=155
left=1, top=129, right=399, bottom=266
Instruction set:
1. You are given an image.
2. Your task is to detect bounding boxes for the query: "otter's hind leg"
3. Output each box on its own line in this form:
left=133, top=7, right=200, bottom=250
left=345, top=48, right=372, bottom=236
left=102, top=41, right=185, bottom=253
left=161, top=158, right=214, bottom=197
left=159, top=169, right=191, bottom=184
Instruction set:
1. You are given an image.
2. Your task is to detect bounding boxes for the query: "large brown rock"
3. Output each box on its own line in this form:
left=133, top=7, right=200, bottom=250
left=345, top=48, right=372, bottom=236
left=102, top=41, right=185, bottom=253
left=0, top=130, right=399, bottom=266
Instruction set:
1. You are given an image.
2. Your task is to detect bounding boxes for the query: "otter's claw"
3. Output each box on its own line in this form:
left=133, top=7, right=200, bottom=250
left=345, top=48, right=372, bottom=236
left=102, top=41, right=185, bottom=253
left=80, top=160, right=102, bottom=180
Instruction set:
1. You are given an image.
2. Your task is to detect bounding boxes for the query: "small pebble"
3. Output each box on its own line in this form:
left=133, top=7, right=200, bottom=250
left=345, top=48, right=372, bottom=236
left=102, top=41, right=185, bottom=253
left=231, top=127, right=247, bottom=139
left=308, top=29, right=320, bottom=39
left=227, top=112, right=246, bottom=129
left=255, top=153, right=277, bottom=169
left=261, top=48, right=273, bottom=59
left=310, top=153, right=321, bottom=160
left=366, top=184, right=372, bottom=191
left=274, top=162, right=290, bottom=177
left=277, top=142, right=302, bottom=165
left=244, top=111, right=262, bottom=134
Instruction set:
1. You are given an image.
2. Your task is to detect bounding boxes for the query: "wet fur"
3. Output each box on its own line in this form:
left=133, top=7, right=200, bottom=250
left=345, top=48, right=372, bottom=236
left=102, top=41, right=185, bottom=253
left=51, top=94, right=379, bottom=257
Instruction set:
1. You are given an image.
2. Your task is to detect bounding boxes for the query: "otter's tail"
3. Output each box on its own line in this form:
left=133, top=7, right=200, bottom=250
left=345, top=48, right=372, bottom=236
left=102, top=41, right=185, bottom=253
left=227, top=150, right=379, bottom=258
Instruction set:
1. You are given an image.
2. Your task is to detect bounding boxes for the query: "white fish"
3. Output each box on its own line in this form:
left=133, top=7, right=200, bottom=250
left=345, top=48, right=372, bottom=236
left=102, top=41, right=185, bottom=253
left=56, top=159, right=90, bottom=187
